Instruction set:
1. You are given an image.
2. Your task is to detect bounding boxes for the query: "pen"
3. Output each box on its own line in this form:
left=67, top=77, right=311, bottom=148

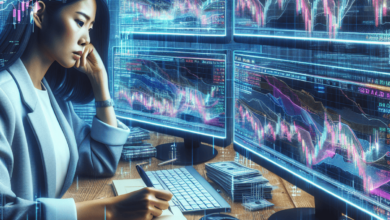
left=158, top=158, right=177, bottom=166
left=136, top=165, right=173, bottom=214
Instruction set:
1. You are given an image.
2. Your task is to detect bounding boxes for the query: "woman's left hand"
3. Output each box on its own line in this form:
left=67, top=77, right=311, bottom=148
left=73, top=44, right=106, bottom=78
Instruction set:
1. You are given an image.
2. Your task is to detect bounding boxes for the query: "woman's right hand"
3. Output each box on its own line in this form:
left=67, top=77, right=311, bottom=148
left=107, top=187, right=173, bottom=220
left=76, top=187, right=173, bottom=220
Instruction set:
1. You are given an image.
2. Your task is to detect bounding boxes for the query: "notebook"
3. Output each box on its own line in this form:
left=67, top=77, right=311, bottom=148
left=112, top=179, right=186, bottom=220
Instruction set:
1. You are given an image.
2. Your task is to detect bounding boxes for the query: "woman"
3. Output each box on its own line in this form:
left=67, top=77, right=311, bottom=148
left=0, top=0, right=172, bottom=219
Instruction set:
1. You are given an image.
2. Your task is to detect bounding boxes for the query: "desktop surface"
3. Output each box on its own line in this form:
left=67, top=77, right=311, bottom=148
left=62, top=132, right=314, bottom=220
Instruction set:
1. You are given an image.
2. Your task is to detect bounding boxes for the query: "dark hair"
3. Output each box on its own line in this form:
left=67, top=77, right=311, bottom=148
left=0, top=0, right=110, bottom=104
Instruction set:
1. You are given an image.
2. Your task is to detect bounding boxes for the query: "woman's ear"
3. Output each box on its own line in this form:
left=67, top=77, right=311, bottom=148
left=33, top=1, right=46, bottom=30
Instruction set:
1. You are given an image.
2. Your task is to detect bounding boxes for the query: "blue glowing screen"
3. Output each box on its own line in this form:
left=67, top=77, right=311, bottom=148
left=234, top=0, right=390, bottom=44
left=119, top=0, right=226, bottom=36
left=113, top=47, right=226, bottom=138
left=234, top=48, right=390, bottom=218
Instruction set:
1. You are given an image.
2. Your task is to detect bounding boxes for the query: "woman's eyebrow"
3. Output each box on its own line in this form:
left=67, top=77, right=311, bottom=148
left=76, top=11, right=95, bottom=24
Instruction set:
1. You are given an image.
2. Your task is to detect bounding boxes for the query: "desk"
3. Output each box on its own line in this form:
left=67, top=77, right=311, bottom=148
left=63, top=132, right=315, bottom=220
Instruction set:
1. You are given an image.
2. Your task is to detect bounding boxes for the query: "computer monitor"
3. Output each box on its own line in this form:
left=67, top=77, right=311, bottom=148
left=114, top=0, right=229, bottom=42
left=233, top=47, right=390, bottom=220
left=234, top=0, right=390, bottom=44
left=112, top=47, right=232, bottom=165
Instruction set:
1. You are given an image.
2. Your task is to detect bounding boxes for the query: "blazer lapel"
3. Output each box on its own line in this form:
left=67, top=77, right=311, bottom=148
left=42, top=78, right=79, bottom=197
left=7, top=58, right=56, bottom=198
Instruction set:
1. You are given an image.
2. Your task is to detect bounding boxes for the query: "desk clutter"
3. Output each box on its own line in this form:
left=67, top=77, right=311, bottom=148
left=205, top=161, right=275, bottom=211
left=121, top=127, right=156, bottom=161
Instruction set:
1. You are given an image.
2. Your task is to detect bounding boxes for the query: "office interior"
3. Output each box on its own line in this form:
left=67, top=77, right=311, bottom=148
left=22, top=0, right=390, bottom=219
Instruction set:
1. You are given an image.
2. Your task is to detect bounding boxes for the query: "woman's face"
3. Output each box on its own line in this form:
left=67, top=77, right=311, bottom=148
left=38, top=0, right=96, bottom=68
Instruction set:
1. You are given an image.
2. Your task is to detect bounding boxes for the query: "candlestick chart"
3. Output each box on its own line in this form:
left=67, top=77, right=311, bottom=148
left=234, top=0, right=390, bottom=43
left=0, top=0, right=32, bottom=32
left=113, top=48, right=226, bottom=137
left=234, top=51, right=390, bottom=207
left=119, top=0, right=226, bottom=36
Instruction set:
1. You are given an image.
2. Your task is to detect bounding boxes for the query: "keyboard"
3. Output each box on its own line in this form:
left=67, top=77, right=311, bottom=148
left=146, top=166, right=231, bottom=214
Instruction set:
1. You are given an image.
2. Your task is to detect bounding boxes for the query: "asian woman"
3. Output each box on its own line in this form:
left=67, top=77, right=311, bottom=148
left=0, top=0, right=172, bottom=219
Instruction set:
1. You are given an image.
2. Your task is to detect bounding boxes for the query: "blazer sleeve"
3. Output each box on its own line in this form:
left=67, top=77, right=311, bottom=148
left=67, top=101, right=130, bottom=177
left=0, top=88, right=76, bottom=220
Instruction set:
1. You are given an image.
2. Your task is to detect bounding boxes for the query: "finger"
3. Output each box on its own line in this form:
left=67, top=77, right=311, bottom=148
left=149, top=205, right=163, bottom=217
left=75, top=58, right=80, bottom=68
left=145, top=213, right=153, bottom=220
left=151, top=198, right=170, bottom=210
left=80, top=47, right=90, bottom=68
left=153, top=189, right=173, bottom=201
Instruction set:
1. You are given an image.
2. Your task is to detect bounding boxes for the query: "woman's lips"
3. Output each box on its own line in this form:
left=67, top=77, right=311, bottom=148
left=72, top=52, right=80, bottom=60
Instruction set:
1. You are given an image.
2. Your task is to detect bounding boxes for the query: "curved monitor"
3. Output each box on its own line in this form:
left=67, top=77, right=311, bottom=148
left=112, top=47, right=228, bottom=140
left=234, top=47, right=390, bottom=219
left=118, top=0, right=227, bottom=37
left=234, top=0, right=390, bottom=44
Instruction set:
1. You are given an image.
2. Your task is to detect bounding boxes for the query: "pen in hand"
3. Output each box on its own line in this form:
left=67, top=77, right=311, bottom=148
left=136, top=165, right=173, bottom=214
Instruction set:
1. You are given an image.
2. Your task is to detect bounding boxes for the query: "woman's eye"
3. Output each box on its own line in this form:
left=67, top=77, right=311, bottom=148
left=76, top=20, right=84, bottom=27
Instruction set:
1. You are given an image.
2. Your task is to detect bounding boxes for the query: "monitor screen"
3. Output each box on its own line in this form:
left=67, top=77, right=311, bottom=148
left=118, top=0, right=226, bottom=36
left=234, top=0, right=390, bottom=44
left=0, top=3, right=5, bottom=34
left=113, top=47, right=226, bottom=138
left=234, top=48, right=390, bottom=219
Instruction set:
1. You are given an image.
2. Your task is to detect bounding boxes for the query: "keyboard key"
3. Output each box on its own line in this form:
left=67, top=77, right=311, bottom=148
left=206, top=204, right=214, bottom=208
left=212, top=203, right=220, bottom=207
left=209, top=199, right=217, bottom=203
left=150, top=179, right=160, bottom=185
left=155, top=185, right=164, bottom=190
left=199, top=204, right=207, bottom=209
left=184, top=206, right=193, bottom=211
left=192, top=205, right=200, bottom=210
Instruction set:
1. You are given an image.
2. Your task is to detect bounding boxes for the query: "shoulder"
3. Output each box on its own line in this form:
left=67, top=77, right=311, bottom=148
left=0, top=70, right=17, bottom=128
left=0, top=68, right=20, bottom=95
left=0, top=69, right=22, bottom=111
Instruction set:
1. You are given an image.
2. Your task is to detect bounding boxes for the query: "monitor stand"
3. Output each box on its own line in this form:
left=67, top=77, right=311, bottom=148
left=268, top=195, right=357, bottom=220
left=156, top=137, right=218, bottom=166
left=268, top=208, right=317, bottom=220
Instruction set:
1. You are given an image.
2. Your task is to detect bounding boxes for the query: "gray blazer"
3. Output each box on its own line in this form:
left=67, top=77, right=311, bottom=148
left=0, top=58, right=130, bottom=219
